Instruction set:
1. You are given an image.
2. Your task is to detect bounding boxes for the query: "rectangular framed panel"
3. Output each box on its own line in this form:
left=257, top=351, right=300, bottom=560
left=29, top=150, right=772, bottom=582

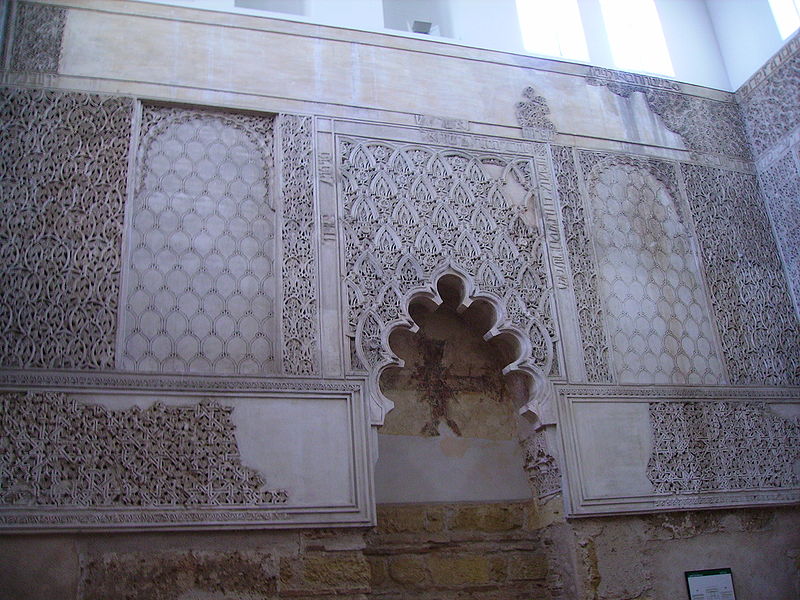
left=0, top=370, right=373, bottom=531
left=556, top=384, right=800, bottom=516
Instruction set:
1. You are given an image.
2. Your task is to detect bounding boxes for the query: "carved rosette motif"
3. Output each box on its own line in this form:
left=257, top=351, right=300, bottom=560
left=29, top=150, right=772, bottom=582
left=0, top=392, right=287, bottom=506
left=10, top=1, right=66, bottom=73
left=647, top=401, right=800, bottom=494
left=551, top=146, right=612, bottom=382
left=337, top=139, right=557, bottom=381
left=0, top=88, right=132, bottom=369
left=580, top=152, right=725, bottom=385
left=122, top=106, right=277, bottom=375
left=515, top=86, right=556, bottom=141
left=683, top=165, right=800, bottom=385
left=279, top=115, right=319, bottom=375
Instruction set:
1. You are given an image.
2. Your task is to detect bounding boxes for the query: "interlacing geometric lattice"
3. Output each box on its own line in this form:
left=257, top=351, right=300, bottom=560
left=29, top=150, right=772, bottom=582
left=647, top=401, right=800, bottom=494
left=122, top=106, right=276, bottom=375
left=337, top=139, right=556, bottom=375
left=551, top=146, right=612, bottom=382
left=279, top=115, right=319, bottom=375
left=683, top=165, right=800, bottom=385
left=584, top=159, right=725, bottom=384
left=0, top=392, right=287, bottom=506
left=0, top=88, right=132, bottom=369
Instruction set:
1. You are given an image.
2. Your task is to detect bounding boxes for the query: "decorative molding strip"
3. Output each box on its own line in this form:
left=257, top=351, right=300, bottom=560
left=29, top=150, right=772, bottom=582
left=0, top=368, right=363, bottom=393
left=414, top=114, right=470, bottom=131
left=586, top=66, right=681, bottom=92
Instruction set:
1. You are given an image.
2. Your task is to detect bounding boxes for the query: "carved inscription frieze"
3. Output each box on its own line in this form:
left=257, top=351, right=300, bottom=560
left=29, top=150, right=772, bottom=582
left=337, top=138, right=557, bottom=377
left=0, top=391, right=287, bottom=507
left=647, top=401, right=800, bottom=494
left=121, top=106, right=277, bottom=375
left=0, top=87, right=132, bottom=369
left=9, top=1, right=66, bottom=73
left=551, top=146, right=612, bottom=382
left=581, top=153, right=725, bottom=385
left=683, top=165, right=800, bottom=385
left=279, top=115, right=320, bottom=375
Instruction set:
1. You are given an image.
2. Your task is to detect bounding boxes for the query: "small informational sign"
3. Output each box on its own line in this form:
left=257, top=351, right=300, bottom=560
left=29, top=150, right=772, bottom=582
left=685, top=568, right=736, bottom=600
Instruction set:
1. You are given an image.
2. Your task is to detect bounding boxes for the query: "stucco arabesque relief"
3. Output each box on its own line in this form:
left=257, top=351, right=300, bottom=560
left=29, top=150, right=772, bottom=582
left=0, top=390, right=288, bottom=508
left=8, top=1, right=66, bottom=74
left=587, top=67, right=752, bottom=167
left=336, top=136, right=561, bottom=430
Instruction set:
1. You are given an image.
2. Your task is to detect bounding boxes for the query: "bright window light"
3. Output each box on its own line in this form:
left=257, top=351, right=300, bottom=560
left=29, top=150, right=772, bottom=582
left=516, top=0, right=589, bottom=62
left=599, top=0, right=674, bottom=76
left=769, top=0, right=800, bottom=39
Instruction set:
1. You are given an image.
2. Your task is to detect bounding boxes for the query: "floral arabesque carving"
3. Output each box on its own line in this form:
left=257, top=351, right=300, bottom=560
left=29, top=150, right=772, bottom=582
left=588, top=77, right=751, bottom=162
left=758, top=152, right=800, bottom=315
left=10, top=1, right=66, bottom=73
left=522, top=428, right=561, bottom=498
left=551, top=145, right=612, bottom=382
left=0, top=391, right=287, bottom=506
left=683, top=164, right=800, bottom=385
left=646, top=400, right=800, bottom=494
left=581, top=153, right=725, bottom=385
left=279, top=115, right=320, bottom=375
left=337, top=139, right=558, bottom=425
left=738, top=46, right=800, bottom=159
left=0, top=87, right=132, bottom=369
left=121, top=106, right=277, bottom=375
left=515, top=86, right=556, bottom=141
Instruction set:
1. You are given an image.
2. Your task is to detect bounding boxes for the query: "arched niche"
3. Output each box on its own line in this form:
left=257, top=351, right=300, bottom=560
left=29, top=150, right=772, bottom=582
left=357, top=265, right=557, bottom=431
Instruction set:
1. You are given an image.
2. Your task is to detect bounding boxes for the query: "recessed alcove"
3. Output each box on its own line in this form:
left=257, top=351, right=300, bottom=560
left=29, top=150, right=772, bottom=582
left=374, top=276, right=533, bottom=503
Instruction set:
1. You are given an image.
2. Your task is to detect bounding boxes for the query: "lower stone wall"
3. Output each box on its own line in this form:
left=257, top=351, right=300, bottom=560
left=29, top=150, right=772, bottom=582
left=0, top=528, right=371, bottom=600
left=2, top=501, right=798, bottom=599
left=366, top=500, right=572, bottom=600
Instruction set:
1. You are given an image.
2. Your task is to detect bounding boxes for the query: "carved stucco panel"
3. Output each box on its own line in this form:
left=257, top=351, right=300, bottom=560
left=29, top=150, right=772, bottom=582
left=9, top=1, right=66, bottom=73
left=580, top=153, right=724, bottom=385
left=683, top=164, right=800, bottom=385
left=279, top=115, right=320, bottom=376
left=759, top=151, right=800, bottom=315
left=647, top=400, right=800, bottom=494
left=337, top=138, right=557, bottom=381
left=738, top=45, right=800, bottom=159
left=0, top=87, right=132, bottom=369
left=551, top=145, right=612, bottom=382
left=0, top=391, right=287, bottom=507
left=121, top=106, right=277, bottom=375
